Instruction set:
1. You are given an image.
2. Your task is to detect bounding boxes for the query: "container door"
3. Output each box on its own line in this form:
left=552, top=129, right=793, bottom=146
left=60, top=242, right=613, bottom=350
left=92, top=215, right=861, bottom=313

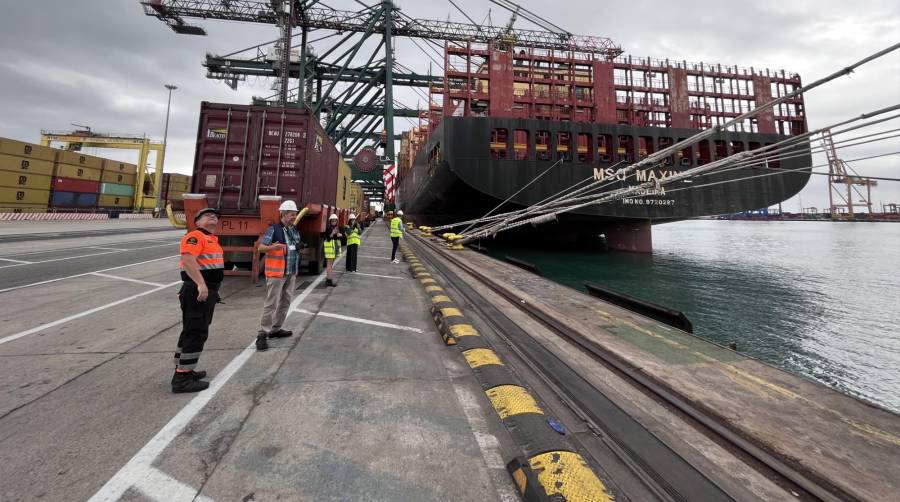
left=196, top=106, right=256, bottom=212
left=252, top=110, right=307, bottom=208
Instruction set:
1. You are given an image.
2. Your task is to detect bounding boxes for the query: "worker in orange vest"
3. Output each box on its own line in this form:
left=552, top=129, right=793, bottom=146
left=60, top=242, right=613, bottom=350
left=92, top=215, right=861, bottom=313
left=255, top=200, right=303, bottom=351
left=173, top=207, right=224, bottom=393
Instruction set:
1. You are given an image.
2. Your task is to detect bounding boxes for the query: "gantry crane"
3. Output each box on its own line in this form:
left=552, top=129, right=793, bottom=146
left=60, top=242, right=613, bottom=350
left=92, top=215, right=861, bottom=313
left=821, top=130, right=878, bottom=219
left=40, top=129, right=166, bottom=212
left=141, top=0, right=622, bottom=200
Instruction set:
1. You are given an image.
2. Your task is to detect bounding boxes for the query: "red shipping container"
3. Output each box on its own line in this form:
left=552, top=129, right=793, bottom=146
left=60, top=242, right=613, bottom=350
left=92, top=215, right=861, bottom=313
left=193, top=102, right=339, bottom=214
left=53, top=177, right=99, bottom=194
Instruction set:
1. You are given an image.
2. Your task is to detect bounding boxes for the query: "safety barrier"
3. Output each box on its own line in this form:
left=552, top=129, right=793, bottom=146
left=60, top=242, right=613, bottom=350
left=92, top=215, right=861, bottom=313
left=117, top=213, right=154, bottom=220
left=399, top=236, right=613, bottom=502
left=0, top=212, right=109, bottom=221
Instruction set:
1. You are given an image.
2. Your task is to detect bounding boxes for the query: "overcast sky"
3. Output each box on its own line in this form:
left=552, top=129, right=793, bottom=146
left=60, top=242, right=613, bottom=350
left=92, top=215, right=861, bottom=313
left=1, top=0, right=898, bottom=211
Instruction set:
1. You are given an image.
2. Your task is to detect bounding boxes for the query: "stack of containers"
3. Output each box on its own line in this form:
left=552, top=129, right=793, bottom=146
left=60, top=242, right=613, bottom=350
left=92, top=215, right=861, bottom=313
left=0, top=138, right=56, bottom=212
left=161, top=173, right=191, bottom=210
left=52, top=150, right=103, bottom=210
left=99, top=159, right=137, bottom=211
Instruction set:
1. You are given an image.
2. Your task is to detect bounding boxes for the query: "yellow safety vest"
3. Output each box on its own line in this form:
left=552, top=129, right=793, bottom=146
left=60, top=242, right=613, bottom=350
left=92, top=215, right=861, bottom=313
left=324, top=238, right=341, bottom=260
left=347, top=226, right=361, bottom=246
left=390, top=217, right=402, bottom=238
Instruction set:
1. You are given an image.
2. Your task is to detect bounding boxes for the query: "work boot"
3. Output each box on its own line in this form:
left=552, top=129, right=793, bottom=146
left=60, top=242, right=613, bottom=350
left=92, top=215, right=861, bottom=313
left=171, top=371, right=209, bottom=394
left=325, top=278, right=336, bottom=287
left=269, top=329, right=293, bottom=338
left=256, top=333, right=269, bottom=351
left=190, top=370, right=207, bottom=380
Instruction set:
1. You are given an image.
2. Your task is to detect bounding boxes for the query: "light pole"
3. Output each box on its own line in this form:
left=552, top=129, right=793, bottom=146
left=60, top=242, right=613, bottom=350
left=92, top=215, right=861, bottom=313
left=156, top=84, right=177, bottom=214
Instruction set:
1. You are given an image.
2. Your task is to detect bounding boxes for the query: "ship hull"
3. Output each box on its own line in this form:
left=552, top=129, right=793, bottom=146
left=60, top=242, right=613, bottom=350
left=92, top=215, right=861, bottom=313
left=398, top=117, right=812, bottom=251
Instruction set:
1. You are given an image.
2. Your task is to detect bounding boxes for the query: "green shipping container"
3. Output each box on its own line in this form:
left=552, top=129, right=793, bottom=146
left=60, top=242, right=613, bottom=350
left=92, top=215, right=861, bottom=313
left=100, top=182, right=135, bottom=197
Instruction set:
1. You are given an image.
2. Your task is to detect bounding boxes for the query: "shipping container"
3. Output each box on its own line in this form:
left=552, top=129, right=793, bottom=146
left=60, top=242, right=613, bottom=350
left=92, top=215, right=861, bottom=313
left=54, top=164, right=102, bottom=182
left=0, top=137, right=56, bottom=162
left=100, top=170, right=136, bottom=185
left=193, top=102, right=339, bottom=212
left=0, top=154, right=55, bottom=176
left=0, top=171, right=52, bottom=191
left=0, top=204, right=48, bottom=213
left=50, top=191, right=98, bottom=207
left=52, top=177, right=100, bottom=194
left=102, top=159, right=138, bottom=175
left=98, top=194, right=133, bottom=208
left=100, top=183, right=135, bottom=197
left=335, top=158, right=352, bottom=210
left=56, top=150, right=103, bottom=170
left=1, top=186, right=51, bottom=205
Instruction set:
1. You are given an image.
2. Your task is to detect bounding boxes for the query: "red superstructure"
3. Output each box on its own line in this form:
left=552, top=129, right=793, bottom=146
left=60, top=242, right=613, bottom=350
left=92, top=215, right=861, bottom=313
left=402, top=41, right=807, bottom=176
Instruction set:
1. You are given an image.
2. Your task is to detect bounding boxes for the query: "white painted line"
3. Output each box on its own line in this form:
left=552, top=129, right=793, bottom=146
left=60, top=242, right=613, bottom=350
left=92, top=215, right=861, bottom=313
left=0, top=257, right=33, bottom=264
left=0, top=237, right=176, bottom=258
left=443, top=357, right=519, bottom=502
left=0, top=255, right=180, bottom=294
left=88, top=247, right=128, bottom=252
left=90, top=272, right=166, bottom=288
left=350, top=272, right=403, bottom=280
left=0, top=281, right=181, bottom=346
left=88, top=261, right=335, bottom=502
left=294, top=308, right=424, bottom=333
left=132, top=466, right=215, bottom=502
left=0, top=243, right=178, bottom=268
left=358, top=254, right=390, bottom=259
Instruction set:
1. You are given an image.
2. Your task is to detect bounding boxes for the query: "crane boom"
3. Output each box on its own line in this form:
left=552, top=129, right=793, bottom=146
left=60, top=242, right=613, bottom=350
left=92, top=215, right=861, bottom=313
left=141, top=0, right=622, bottom=57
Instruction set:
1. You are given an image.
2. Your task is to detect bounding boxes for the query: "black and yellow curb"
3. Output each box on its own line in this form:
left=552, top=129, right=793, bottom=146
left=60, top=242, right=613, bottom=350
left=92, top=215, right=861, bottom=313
left=399, top=242, right=613, bottom=502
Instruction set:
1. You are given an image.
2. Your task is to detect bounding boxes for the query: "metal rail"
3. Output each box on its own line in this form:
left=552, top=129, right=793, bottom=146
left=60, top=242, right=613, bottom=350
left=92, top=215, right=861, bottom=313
left=410, top=234, right=854, bottom=502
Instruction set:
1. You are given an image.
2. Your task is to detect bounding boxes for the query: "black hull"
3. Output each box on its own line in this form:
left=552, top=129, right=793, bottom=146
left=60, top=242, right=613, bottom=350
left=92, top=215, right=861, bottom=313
left=398, top=117, right=811, bottom=249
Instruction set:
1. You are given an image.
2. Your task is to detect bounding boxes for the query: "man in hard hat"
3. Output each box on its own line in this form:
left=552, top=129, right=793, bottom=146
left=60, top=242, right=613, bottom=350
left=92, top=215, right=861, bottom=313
left=255, top=200, right=303, bottom=351
left=345, top=213, right=362, bottom=272
left=323, top=213, right=342, bottom=287
left=173, top=207, right=224, bottom=393
left=390, top=209, right=404, bottom=263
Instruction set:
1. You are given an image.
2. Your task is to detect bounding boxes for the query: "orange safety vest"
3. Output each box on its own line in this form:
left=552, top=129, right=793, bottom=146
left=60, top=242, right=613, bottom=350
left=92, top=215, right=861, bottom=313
left=179, top=229, right=225, bottom=271
left=264, top=246, right=287, bottom=278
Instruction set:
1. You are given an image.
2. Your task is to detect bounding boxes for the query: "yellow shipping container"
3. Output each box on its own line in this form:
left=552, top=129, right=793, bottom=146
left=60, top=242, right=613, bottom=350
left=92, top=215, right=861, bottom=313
left=101, top=170, right=136, bottom=185
left=0, top=154, right=55, bottom=176
left=0, top=137, right=56, bottom=162
left=102, top=159, right=138, bottom=175
left=166, top=181, right=191, bottom=191
left=54, top=163, right=102, bottom=181
left=0, top=204, right=48, bottom=213
left=335, top=158, right=352, bottom=209
left=0, top=186, right=51, bottom=205
left=99, top=194, right=133, bottom=208
left=57, top=150, right=103, bottom=170
left=0, top=170, right=53, bottom=190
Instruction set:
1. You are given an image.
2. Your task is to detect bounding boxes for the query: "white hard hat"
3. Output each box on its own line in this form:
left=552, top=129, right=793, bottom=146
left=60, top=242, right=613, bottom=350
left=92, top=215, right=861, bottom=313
left=279, top=200, right=298, bottom=212
left=349, top=213, right=357, bottom=219
left=397, top=210, right=404, bottom=216
left=329, top=213, right=338, bottom=220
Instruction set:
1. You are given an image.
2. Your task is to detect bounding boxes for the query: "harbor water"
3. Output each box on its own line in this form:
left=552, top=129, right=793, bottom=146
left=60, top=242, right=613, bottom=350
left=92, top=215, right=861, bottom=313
left=487, top=220, right=900, bottom=413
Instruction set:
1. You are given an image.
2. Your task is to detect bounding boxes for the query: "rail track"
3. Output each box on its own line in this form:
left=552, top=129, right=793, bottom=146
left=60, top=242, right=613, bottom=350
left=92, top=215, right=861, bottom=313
left=409, top=234, right=854, bottom=502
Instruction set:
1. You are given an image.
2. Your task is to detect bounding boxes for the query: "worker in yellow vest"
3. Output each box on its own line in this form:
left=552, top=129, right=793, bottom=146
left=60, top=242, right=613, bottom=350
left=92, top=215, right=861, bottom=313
left=323, top=213, right=342, bottom=286
left=345, top=213, right=361, bottom=272
left=255, top=200, right=303, bottom=351
left=390, top=210, right=404, bottom=263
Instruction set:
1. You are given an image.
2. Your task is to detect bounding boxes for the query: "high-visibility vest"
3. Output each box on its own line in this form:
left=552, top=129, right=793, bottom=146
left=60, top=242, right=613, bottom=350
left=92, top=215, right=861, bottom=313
left=390, top=217, right=402, bottom=238
left=347, top=226, right=361, bottom=246
left=324, top=238, right=341, bottom=260
left=179, top=229, right=224, bottom=271
left=263, top=247, right=286, bottom=278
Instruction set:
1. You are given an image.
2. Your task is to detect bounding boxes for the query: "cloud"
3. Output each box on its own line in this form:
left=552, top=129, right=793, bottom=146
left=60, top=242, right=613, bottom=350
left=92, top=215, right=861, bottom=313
left=0, top=0, right=897, bottom=206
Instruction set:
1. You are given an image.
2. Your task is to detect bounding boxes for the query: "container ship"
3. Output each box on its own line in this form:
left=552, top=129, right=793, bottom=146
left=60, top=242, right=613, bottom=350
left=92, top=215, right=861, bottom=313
left=396, top=43, right=813, bottom=251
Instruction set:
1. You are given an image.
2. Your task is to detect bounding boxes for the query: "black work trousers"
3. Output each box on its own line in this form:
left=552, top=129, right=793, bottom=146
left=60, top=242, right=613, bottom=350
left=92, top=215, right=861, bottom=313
left=345, top=244, right=359, bottom=271
left=391, top=237, right=400, bottom=261
left=174, top=281, right=219, bottom=371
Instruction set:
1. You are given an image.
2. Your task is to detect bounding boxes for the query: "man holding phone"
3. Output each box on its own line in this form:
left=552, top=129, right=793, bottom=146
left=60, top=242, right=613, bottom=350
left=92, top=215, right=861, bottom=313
left=256, top=200, right=303, bottom=351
